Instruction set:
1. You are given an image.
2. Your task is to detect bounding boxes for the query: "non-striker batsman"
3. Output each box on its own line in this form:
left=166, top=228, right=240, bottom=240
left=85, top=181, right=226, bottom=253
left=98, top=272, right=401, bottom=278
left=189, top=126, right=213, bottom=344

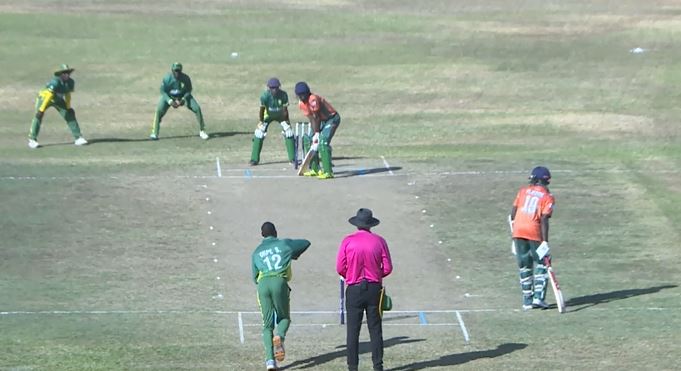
left=509, top=166, right=555, bottom=310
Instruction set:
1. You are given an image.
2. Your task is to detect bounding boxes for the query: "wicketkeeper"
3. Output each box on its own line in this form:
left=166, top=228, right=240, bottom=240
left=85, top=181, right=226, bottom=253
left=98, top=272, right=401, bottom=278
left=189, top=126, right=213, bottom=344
left=150, top=62, right=208, bottom=140
left=294, top=81, right=341, bottom=179
left=509, top=166, right=555, bottom=310
left=249, top=78, right=295, bottom=166
left=28, top=64, right=88, bottom=148
left=251, top=222, right=311, bottom=371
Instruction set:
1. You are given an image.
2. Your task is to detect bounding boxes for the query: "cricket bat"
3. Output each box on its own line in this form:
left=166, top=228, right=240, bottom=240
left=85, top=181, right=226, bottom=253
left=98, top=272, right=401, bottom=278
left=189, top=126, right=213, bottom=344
left=507, top=215, right=517, bottom=255
left=296, top=149, right=316, bottom=176
left=544, top=256, right=566, bottom=313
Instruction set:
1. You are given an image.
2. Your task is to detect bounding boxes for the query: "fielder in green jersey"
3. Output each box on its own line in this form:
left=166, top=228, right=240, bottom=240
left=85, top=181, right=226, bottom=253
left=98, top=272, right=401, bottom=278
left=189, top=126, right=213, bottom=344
left=249, top=77, right=295, bottom=166
left=150, top=62, right=208, bottom=140
left=251, top=222, right=311, bottom=371
left=28, top=64, right=88, bottom=149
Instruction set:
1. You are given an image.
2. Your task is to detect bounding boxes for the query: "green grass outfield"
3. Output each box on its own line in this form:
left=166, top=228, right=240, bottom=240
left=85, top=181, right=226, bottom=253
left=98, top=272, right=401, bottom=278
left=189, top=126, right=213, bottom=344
left=1, top=1, right=681, bottom=370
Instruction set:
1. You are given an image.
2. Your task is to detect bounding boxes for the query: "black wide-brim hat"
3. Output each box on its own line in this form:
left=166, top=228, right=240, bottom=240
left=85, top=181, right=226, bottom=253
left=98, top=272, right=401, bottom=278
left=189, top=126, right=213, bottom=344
left=348, top=208, right=380, bottom=228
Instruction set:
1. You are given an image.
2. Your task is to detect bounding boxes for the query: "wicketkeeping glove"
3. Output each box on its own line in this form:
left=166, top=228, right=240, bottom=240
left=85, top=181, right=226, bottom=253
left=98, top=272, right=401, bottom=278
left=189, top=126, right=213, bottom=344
left=280, top=121, right=293, bottom=138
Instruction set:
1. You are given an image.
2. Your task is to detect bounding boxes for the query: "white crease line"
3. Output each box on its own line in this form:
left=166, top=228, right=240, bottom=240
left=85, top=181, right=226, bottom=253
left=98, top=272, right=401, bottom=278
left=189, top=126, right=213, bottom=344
left=1, top=307, right=678, bottom=316
left=380, top=156, right=394, bottom=176
left=238, top=312, right=244, bottom=344
left=455, top=310, right=470, bottom=343
left=216, top=157, right=222, bottom=178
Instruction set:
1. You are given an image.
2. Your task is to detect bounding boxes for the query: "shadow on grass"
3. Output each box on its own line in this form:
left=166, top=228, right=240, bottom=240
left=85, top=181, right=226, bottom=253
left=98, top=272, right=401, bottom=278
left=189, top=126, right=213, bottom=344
left=334, top=166, right=402, bottom=178
left=564, top=284, right=677, bottom=312
left=83, top=131, right=250, bottom=144
left=281, top=336, right=424, bottom=370
left=388, top=343, right=528, bottom=371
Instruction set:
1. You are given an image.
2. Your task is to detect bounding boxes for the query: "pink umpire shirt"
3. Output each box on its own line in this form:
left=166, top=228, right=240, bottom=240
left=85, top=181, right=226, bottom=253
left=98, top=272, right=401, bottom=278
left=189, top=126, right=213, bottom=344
left=336, top=230, right=393, bottom=285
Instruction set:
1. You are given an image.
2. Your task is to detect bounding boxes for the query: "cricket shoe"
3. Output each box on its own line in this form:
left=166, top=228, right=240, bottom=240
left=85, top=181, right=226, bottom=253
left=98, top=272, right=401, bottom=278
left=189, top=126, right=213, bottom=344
left=249, top=160, right=258, bottom=166
left=28, top=139, right=40, bottom=149
left=273, top=335, right=285, bottom=362
left=74, top=137, right=88, bottom=146
left=317, top=172, right=334, bottom=180
left=199, top=130, right=209, bottom=140
left=532, top=298, right=549, bottom=309
left=522, top=304, right=532, bottom=311
left=265, top=359, right=278, bottom=370
left=303, top=169, right=318, bottom=177
left=149, top=134, right=159, bottom=141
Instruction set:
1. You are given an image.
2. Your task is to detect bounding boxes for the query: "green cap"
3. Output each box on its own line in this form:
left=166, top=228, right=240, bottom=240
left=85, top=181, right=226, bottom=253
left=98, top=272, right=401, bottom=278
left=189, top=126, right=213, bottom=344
left=171, top=62, right=183, bottom=72
left=54, top=64, right=74, bottom=76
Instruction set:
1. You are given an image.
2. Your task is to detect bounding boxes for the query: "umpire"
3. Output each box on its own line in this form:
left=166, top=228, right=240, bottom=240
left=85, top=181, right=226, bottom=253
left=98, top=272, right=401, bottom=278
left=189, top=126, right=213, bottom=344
left=336, top=208, right=393, bottom=371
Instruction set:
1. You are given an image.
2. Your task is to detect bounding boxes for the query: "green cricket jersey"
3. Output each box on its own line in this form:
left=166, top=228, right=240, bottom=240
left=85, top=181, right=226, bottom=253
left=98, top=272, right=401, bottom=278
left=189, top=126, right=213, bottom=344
left=160, top=72, right=193, bottom=101
left=260, top=89, right=289, bottom=122
left=251, top=237, right=310, bottom=283
left=37, top=77, right=75, bottom=112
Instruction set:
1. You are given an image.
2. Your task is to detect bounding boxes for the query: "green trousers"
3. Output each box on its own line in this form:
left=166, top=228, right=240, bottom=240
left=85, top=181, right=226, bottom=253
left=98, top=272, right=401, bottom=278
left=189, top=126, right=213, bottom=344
left=29, top=96, right=82, bottom=140
left=250, top=120, right=296, bottom=164
left=257, top=276, right=291, bottom=361
left=514, top=238, right=548, bottom=304
left=151, top=95, right=205, bottom=136
left=304, top=113, right=341, bottom=174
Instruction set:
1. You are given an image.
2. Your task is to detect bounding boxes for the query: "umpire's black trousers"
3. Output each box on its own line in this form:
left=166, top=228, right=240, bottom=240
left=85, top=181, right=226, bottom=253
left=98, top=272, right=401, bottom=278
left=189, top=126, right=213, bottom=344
left=345, top=280, right=384, bottom=371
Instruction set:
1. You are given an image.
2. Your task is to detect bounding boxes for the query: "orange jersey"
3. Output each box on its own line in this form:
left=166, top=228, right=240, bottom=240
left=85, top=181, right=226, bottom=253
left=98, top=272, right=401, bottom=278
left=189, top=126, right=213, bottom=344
left=298, top=94, right=337, bottom=121
left=512, top=184, right=555, bottom=241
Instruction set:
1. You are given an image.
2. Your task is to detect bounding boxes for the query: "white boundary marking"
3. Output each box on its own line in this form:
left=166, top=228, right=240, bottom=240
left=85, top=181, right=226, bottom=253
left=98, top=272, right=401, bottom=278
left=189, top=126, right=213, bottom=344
left=380, top=155, right=394, bottom=176
left=455, top=310, right=470, bottom=343
left=215, top=157, right=222, bottom=177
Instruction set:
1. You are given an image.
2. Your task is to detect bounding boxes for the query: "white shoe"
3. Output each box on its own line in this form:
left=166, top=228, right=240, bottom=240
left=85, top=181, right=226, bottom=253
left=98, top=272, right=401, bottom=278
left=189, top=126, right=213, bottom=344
left=149, top=133, right=159, bottom=140
left=199, top=130, right=209, bottom=140
left=74, top=137, right=88, bottom=146
left=265, top=359, right=277, bottom=370
left=28, top=139, right=40, bottom=149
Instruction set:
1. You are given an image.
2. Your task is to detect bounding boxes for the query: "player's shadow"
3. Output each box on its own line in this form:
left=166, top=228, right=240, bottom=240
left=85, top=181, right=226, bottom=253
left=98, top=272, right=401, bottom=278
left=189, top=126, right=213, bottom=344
left=280, top=336, right=424, bottom=370
left=84, top=131, right=250, bottom=144
left=335, top=166, right=402, bottom=178
left=388, top=343, right=527, bottom=371
left=209, top=130, right=250, bottom=138
left=564, top=284, right=677, bottom=312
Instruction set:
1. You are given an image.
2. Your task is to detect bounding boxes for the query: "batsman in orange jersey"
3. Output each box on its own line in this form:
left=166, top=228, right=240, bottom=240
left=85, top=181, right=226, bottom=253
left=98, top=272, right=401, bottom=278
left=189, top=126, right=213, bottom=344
left=294, top=81, right=341, bottom=179
left=509, top=166, right=555, bottom=310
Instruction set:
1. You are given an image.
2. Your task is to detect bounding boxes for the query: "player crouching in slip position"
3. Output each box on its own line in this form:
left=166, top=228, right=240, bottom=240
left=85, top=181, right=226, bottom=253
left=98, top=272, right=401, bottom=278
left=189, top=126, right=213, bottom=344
left=294, top=81, right=341, bottom=179
left=28, top=64, right=88, bottom=148
left=149, top=62, right=208, bottom=141
left=509, top=166, right=555, bottom=310
left=249, top=78, right=295, bottom=166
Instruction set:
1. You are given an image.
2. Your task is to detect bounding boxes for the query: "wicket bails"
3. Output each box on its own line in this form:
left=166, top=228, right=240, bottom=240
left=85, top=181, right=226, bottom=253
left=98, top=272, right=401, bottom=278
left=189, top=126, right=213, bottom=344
left=293, top=122, right=311, bottom=169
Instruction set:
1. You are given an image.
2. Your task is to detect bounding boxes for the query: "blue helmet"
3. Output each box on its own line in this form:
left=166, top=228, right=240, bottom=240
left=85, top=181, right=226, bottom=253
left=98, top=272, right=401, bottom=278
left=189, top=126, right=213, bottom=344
left=267, top=77, right=281, bottom=88
left=529, top=166, right=551, bottom=184
left=294, top=81, right=310, bottom=96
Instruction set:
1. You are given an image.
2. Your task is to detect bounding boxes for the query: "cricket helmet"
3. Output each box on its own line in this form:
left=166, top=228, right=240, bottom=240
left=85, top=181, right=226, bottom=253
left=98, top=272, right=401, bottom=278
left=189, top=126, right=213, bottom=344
left=267, top=77, right=281, bottom=88
left=171, top=62, right=183, bottom=72
left=294, top=81, right=311, bottom=96
left=529, top=166, right=551, bottom=184
left=53, top=64, right=75, bottom=76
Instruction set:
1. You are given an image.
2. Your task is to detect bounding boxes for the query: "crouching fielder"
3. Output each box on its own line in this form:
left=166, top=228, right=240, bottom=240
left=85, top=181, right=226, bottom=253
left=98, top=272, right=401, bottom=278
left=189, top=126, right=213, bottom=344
left=509, top=166, right=555, bottom=310
left=28, top=64, right=87, bottom=148
left=250, top=78, right=295, bottom=166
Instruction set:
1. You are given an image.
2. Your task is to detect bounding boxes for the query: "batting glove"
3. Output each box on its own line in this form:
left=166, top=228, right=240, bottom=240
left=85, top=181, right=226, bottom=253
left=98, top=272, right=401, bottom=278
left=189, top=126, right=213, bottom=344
left=537, top=241, right=550, bottom=260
